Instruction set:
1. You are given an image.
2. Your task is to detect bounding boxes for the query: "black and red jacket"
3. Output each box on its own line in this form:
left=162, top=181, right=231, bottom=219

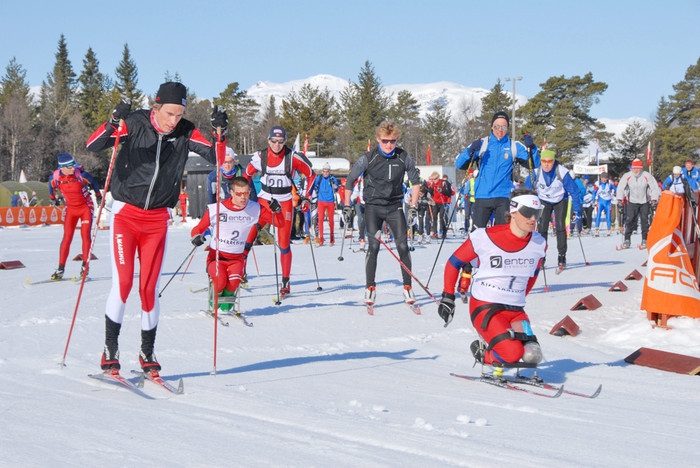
left=86, top=109, right=218, bottom=210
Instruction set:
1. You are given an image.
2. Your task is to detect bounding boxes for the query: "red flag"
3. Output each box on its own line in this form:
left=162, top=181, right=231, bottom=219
left=426, top=145, right=432, bottom=166
left=367, top=139, right=371, bottom=152
left=541, top=138, right=547, bottom=151
left=303, top=134, right=309, bottom=155
left=646, top=141, right=652, bottom=167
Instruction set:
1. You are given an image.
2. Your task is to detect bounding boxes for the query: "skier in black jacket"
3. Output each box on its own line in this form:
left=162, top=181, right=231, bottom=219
left=86, top=82, right=227, bottom=375
left=344, top=121, right=420, bottom=307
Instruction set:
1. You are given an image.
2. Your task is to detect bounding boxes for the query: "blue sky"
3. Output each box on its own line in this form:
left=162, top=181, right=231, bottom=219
left=2, top=0, right=698, bottom=120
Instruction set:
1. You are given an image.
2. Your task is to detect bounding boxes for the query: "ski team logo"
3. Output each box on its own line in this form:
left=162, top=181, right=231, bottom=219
left=647, top=229, right=700, bottom=297
left=490, top=256, right=503, bottom=268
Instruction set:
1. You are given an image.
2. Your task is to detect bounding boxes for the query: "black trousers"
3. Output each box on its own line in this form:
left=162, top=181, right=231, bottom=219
left=624, top=202, right=650, bottom=241
left=537, top=199, right=569, bottom=257
left=364, top=203, right=412, bottom=287
left=472, top=197, right=509, bottom=229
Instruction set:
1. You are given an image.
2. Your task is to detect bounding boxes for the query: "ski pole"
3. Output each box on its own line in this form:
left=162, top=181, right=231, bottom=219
left=374, top=231, right=440, bottom=305
left=271, top=219, right=282, bottom=305
left=61, top=119, right=123, bottom=366
left=212, top=124, right=225, bottom=375
left=181, top=249, right=196, bottom=280
left=426, top=177, right=467, bottom=287
left=159, top=244, right=198, bottom=297
left=338, top=218, right=348, bottom=261
left=250, top=245, right=260, bottom=277
left=307, top=219, right=322, bottom=290
left=577, top=230, right=590, bottom=266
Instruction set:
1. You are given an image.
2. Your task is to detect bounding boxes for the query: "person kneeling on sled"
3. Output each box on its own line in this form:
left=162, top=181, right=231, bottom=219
left=190, top=177, right=284, bottom=310
left=437, top=188, right=547, bottom=365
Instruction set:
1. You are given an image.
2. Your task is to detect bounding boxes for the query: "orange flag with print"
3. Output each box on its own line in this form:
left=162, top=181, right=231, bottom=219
left=641, top=192, right=700, bottom=317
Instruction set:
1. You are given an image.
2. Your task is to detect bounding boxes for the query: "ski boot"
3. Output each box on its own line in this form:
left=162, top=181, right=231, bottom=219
left=402, top=285, right=416, bottom=304
left=51, top=265, right=65, bottom=281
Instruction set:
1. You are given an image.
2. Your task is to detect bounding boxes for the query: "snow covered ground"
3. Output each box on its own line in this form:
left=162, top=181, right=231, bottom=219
left=2, top=220, right=699, bottom=467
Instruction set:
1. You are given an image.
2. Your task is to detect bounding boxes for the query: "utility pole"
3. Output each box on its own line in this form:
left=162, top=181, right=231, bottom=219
left=504, top=76, right=522, bottom=141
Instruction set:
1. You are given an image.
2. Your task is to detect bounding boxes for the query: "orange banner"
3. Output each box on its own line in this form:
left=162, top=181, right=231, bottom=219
left=642, top=192, right=700, bottom=317
left=0, top=207, right=65, bottom=226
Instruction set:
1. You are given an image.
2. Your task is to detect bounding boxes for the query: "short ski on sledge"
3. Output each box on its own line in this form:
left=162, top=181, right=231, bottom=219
left=131, top=370, right=184, bottom=394
left=203, top=310, right=230, bottom=327
left=508, top=375, right=602, bottom=399
left=366, top=303, right=374, bottom=315
left=88, top=371, right=153, bottom=399
left=451, top=372, right=563, bottom=398
left=220, top=310, right=253, bottom=327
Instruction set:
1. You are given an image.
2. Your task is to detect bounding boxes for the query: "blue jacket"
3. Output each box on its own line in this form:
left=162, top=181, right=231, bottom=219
left=311, top=174, right=338, bottom=203
left=681, top=166, right=700, bottom=190
left=525, top=162, right=582, bottom=214
left=456, top=133, right=540, bottom=199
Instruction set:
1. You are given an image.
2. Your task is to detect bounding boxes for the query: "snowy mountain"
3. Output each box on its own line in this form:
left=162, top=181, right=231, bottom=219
left=246, top=74, right=503, bottom=121
left=246, top=74, right=651, bottom=140
left=2, top=219, right=699, bottom=466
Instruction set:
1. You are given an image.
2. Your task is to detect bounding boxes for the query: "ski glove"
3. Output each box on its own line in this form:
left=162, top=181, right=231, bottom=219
left=210, top=105, right=228, bottom=135
left=110, top=99, right=131, bottom=127
left=522, top=133, right=535, bottom=150
left=468, top=139, right=482, bottom=158
left=269, top=198, right=281, bottom=213
left=342, top=206, right=353, bottom=225
left=191, top=234, right=207, bottom=247
left=571, top=211, right=580, bottom=222
left=438, top=292, right=456, bottom=326
left=407, top=207, right=418, bottom=226
left=52, top=198, right=60, bottom=207
left=299, top=198, right=311, bottom=213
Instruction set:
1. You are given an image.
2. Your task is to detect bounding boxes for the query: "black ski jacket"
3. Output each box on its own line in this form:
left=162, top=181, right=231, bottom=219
left=345, top=147, right=420, bottom=206
left=86, top=109, right=217, bottom=210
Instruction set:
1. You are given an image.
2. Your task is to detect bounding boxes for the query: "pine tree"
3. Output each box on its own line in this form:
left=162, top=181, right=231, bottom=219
left=77, top=47, right=109, bottom=131
left=339, top=61, right=390, bottom=160
left=0, top=58, right=34, bottom=181
left=0, top=57, right=31, bottom=107
left=36, top=35, right=86, bottom=177
left=479, top=79, right=513, bottom=129
left=113, top=44, right=143, bottom=106
left=388, top=90, right=423, bottom=162
left=281, top=83, right=339, bottom=158
left=610, top=120, right=653, bottom=177
left=653, top=56, right=700, bottom=177
left=519, top=73, right=612, bottom=164
left=214, top=82, right=260, bottom=154
left=422, top=97, right=456, bottom=166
